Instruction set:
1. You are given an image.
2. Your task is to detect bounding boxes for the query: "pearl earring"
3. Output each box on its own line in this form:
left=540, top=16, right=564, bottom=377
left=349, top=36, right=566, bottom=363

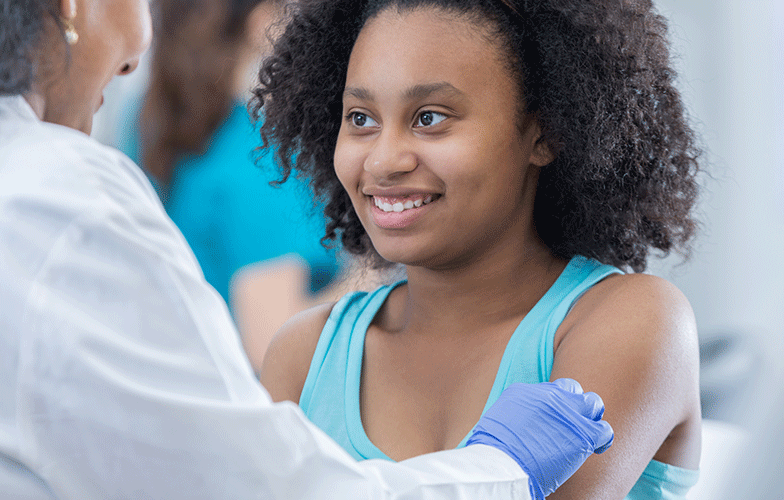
left=63, top=19, right=79, bottom=45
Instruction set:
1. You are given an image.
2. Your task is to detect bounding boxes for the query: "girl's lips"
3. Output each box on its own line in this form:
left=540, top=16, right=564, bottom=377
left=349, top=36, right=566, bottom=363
left=368, top=194, right=438, bottom=229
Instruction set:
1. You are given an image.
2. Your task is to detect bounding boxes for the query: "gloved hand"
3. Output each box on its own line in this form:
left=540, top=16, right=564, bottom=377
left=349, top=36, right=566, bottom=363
left=466, top=379, right=613, bottom=500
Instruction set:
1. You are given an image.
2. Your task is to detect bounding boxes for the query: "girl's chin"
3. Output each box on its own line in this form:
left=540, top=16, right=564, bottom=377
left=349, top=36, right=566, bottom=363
left=371, top=245, right=440, bottom=269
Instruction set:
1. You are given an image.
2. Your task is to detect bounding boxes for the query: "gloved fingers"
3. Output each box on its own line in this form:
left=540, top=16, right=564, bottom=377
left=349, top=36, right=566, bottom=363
left=550, top=380, right=604, bottom=421
left=551, top=377, right=583, bottom=394
left=590, top=420, right=614, bottom=454
left=580, top=391, right=605, bottom=421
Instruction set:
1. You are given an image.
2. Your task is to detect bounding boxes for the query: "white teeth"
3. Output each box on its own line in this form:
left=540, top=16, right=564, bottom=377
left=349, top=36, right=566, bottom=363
left=373, top=195, right=436, bottom=213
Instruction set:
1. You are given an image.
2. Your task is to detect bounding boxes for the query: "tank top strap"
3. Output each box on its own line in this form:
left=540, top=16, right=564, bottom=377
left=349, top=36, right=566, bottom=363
left=299, top=280, right=405, bottom=461
left=300, top=289, right=361, bottom=415
left=299, top=282, right=401, bottom=413
left=536, top=255, right=625, bottom=381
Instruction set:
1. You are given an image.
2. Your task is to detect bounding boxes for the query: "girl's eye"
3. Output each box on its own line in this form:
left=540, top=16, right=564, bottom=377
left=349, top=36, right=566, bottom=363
left=415, top=110, right=447, bottom=128
left=349, top=112, right=379, bottom=128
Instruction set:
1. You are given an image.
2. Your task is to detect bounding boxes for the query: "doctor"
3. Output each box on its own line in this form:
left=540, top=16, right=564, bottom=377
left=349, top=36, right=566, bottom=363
left=0, top=0, right=613, bottom=499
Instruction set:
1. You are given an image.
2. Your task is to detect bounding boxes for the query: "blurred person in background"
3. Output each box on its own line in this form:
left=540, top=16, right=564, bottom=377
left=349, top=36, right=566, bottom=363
left=116, top=0, right=353, bottom=370
left=0, top=0, right=615, bottom=497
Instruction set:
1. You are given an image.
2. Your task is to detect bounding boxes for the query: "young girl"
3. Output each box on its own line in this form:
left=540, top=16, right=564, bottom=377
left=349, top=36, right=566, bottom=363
left=255, top=0, right=702, bottom=498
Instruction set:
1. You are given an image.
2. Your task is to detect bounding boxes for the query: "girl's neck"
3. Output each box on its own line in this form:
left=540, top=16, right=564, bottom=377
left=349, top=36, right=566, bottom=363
left=386, top=240, right=567, bottom=337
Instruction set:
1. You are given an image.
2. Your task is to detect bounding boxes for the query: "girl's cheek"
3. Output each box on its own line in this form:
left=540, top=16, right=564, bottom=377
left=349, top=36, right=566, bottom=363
left=334, top=144, right=363, bottom=187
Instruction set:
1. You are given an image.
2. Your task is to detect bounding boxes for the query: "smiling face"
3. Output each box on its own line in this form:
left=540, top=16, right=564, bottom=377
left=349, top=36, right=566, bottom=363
left=334, top=7, right=553, bottom=269
left=39, top=0, right=152, bottom=134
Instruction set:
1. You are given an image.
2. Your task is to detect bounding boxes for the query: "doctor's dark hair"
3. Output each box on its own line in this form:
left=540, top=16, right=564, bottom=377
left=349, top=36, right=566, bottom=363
left=251, top=0, right=701, bottom=272
left=0, top=0, right=63, bottom=95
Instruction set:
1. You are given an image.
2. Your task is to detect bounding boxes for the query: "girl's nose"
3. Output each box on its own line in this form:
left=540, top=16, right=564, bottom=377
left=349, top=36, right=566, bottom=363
left=363, top=130, right=418, bottom=180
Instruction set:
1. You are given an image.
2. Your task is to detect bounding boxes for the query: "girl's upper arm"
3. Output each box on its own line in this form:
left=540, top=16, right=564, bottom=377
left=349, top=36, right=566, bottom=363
left=259, top=302, right=335, bottom=403
left=547, top=273, right=701, bottom=500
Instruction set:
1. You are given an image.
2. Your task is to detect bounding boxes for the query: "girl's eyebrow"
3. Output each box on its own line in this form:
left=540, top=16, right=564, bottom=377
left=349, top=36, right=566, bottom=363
left=343, top=87, right=374, bottom=101
left=343, top=82, right=465, bottom=102
left=404, top=82, right=464, bottom=101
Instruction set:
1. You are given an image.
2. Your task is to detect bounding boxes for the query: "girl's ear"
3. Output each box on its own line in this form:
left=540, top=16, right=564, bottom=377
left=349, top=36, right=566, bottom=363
left=529, top=124, right=555, bottom=167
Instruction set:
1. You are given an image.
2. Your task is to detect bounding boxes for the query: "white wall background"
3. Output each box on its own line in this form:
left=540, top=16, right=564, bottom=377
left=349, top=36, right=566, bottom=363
left=652, top=0, right=784, bottom=337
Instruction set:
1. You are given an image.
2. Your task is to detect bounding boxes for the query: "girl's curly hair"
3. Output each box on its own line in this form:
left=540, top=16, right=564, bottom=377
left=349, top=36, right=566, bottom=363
left=251, top=0, right=700, bottom=272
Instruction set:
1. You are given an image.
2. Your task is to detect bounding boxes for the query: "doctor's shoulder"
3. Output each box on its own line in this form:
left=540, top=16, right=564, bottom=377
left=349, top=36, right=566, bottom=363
left=7, top=120, right=159, bottom=210
left=260, top=301, right=336, bottom=403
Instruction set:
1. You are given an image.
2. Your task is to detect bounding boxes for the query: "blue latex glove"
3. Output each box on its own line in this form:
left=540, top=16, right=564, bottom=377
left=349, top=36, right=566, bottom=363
left=466, top=379, right=613, bottom=500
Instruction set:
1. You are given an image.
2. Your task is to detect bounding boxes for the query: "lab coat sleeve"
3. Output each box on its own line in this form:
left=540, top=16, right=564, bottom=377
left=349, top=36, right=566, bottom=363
left=14, top=169, right=529, bottom=499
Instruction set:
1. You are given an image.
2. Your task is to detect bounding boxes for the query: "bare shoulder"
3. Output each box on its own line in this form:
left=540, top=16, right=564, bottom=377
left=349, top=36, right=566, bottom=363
left=558, top=272, right=697, bottom=350
left=556, top=272, right=699, bottom=381
left=259, top=301, right=335, bottom=403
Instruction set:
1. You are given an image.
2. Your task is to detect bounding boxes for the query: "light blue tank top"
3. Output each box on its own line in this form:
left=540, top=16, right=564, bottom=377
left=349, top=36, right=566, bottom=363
left=300, top=255, right=699, bottom=499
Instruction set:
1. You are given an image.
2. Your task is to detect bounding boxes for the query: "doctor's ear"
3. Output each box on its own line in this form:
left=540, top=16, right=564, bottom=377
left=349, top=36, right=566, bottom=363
left=60, top=0, right=77, bottom=21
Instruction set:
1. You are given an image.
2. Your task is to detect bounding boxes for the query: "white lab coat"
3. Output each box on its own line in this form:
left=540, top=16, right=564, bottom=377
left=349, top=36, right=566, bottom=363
left=0, top=96, right=531, bottom=499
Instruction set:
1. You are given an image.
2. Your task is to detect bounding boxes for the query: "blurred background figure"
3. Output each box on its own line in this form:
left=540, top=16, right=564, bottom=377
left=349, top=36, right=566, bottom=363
left=110, top=0, right=369, bottom=372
